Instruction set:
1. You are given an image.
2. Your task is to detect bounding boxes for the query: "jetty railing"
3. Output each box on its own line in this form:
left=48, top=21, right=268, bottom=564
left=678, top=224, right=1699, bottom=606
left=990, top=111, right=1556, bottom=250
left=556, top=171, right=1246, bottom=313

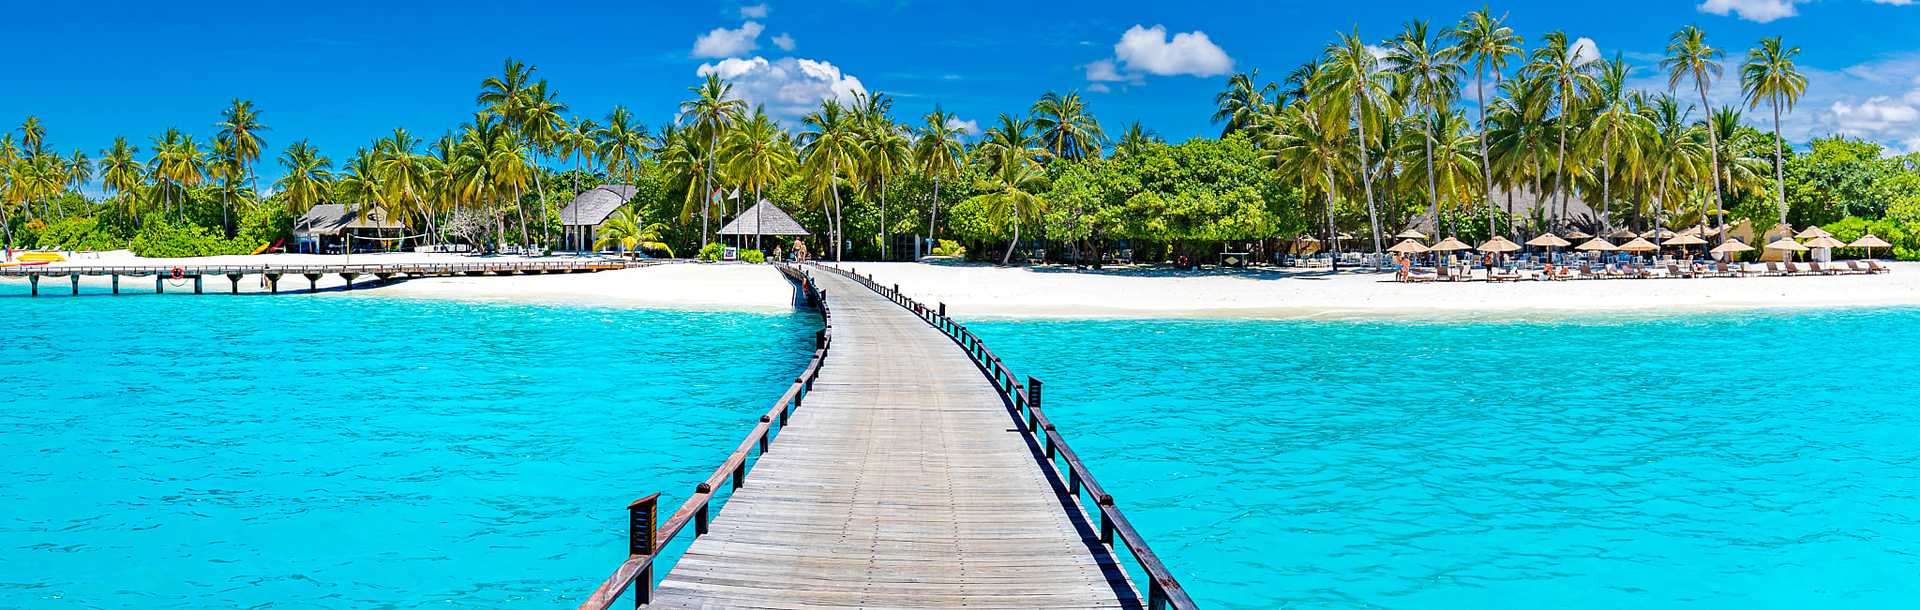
left=813, top=263, right=1197, bottom=610
left=577, top=263, right=830, bottom=610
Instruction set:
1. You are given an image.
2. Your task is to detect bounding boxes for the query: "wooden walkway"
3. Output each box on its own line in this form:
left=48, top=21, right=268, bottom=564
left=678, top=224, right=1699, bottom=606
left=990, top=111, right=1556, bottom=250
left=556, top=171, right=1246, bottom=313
left=579, top=264, right=1192, bottom=610
left=648, top=267, right=1140, bottom=609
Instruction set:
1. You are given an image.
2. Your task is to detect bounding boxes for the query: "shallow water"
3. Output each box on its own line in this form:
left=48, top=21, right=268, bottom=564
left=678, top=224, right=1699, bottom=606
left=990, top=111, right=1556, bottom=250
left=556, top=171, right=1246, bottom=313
left=967, top=308, right=1920, bottom=609
left=0, top=288, right=817, bottom=608
left=6, top=279, right=1919, bottom=609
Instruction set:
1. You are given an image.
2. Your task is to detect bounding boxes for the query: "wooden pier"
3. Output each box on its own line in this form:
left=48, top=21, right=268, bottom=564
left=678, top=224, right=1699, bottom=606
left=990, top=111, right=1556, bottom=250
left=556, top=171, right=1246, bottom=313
left=0, top=259, right=642, bottom=295
left=580, top=263, right=1194, bottom=609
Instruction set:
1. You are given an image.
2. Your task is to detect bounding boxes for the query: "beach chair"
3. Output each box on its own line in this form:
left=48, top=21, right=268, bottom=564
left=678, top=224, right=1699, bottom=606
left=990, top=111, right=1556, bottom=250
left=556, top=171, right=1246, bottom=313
left=1713, top=261, right=1733, bottom=277
left=1490, top=266, right=1520, bottom=281
left=1867, top=260, right=1891, bottom=274
left=1846, top=261, right=1867, bottom=274
left=1809, top=261, right=1833, bottom=275
left=1764, top=262, right=1782, bottom=276
left=1666, top=263, right=1686, bottom=279
left=1633, top=265, right=1654, bottom=279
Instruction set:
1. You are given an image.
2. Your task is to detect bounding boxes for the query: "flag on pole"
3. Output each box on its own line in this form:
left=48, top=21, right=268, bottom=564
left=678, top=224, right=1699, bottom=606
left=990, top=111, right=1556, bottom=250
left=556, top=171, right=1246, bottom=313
left=728, top=187, right=741, bottom=200
left=709, top=188, right=724, bottom=205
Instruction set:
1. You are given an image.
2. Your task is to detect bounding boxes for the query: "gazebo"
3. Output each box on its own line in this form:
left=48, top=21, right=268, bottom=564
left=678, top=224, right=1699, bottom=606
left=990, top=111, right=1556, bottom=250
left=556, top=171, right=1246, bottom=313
left=559, top=185, right=639, bottom=253
left=293, top=204, right=407, bottom=254
left=718, top=199, right=811, bottom=252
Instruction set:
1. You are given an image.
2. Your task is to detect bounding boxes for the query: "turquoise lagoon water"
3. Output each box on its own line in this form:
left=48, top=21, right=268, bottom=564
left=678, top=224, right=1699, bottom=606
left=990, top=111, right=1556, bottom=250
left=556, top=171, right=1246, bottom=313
left=0, top=287, right=819, bottom=608
left=5, top=278, right=1919, bottom=609
left=968, top=309, right=1920, bottom=609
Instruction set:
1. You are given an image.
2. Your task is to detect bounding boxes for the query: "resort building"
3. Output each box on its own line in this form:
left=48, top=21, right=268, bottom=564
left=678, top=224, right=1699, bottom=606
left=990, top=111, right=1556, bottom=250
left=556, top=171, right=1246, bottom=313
left=560, top=185, right=640, bottom=253
left=718, top=199, right=811, bottom=253
left=292, top=204, right=408, bottom=253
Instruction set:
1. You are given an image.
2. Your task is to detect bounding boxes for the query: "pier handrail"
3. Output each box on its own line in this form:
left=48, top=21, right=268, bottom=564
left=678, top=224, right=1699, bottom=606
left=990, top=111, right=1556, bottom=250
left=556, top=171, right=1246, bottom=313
left=0, top=258, right=650, bottom=277
left=577, top=263, right=830, bottom=610
left=812, top=262, right=1198, bottom=610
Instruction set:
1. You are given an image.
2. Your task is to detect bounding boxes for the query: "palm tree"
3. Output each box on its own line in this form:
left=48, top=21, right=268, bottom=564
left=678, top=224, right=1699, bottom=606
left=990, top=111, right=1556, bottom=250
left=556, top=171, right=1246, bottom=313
left=1212, top=71, right=1276, bottom=137
left=18, top=117, right=46, bottom=157
left=1662, top=26, right=1726, bottom=240
left=799, top=100, right=862, bottom=261
left=377, top=128, right=432, bottom=239
left=62, top=149, right=92, bottom=219
left=275, top=139, right=334, bottom=213
left=519, top=81, right=570, bottom=246
left=1447, top=7, right=1522, bottom=236
left=1641, top=93, right=1709, bottom=241
left=1398, top=111, right=1484, bottom=236
left=723, top=106, right=796, bottom=251
left=1114, top=122, right=1161, bottom=159
left=1741, top=36, right=1807, bottom=225
left=1487, top=75, right=1555, bottom=231
left=1318, top=30, right=1393, bottom=257
left=1528, top=31, right=1598, bottom=227
left=858, top=99, right=911, bottom=259
left=596, top=106, right=645, bottom=185
left=336, top=148, right=385, bottom=220
left=1263, top=103, right=1351, bottom=261
left=216, top=99, right=268, bottom=197
left=595, top=207, right=674, bottom=257
left=1385, top=19, right=1460, bottom=237
left=99, top=137, right=144, bottom=220
left=562, top=116, right=600, bottom=196
left=208, top=137, right=242, bottom=234
left=915, top=107, right=964, bottom=253
left=680, top=74, right=746, bottom=247
left=969, top=151, right=1048, bottom=265
left=1577, top=56, right=1655, bottom=231
left=1031, top=91, right=1105, bottom=161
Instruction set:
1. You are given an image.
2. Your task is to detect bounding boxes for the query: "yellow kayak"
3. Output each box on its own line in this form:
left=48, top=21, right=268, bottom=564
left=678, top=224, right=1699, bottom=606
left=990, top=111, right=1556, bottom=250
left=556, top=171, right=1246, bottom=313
left=17, top=252, right=65, bottom=263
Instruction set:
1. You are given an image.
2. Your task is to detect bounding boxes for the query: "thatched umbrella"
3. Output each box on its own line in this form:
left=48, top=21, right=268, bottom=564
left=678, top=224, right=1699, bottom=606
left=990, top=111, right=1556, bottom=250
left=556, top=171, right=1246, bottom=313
left=1794, top=225, right=1833, bottom=240
left=1387, top=239, right=1431, bottom=261
left=1665, top=233, right=1708, bottom=259
left=1617, top=237, right=1659, bottom=253
left=1849, top=234, right=1892, bottom=260
left=1478, top=236, right=1522, bottom=253
left=1394, top=229, right=1430, bottom=241
left=1802, top=235, right=1845, bottom=249
left=1565, top=230, right=1593, bottom=240
left=1605, top=227, right=1636, bottom=240
left=1641, top=228, right=1677, bottom=241
left=1525, top=233, right=1571, bottom=263
left=1711, top=239, right=1755, bottom=255
left=1575, top=237, right=1618, bottom=252
left=1430, top=237, right=1472, bottom=252
left=1766, top=237, right=1810, bottom=261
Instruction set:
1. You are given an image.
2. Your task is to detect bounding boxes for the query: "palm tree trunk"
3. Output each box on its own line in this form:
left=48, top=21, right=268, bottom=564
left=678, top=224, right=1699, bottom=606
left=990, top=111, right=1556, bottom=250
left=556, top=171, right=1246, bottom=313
left=1002, top=215, right=1018, bottom=265
left=1353, top=90, right=1384, bottom=260
left=702, top=134, right=716, bottom=248
left=1423, top=120, right=1441, bottom=238
left=1771, top=94, right=1787, bottom=225
left=514, top=185, right=530, bottom=246
left=1601, top=132, right=1613, bottom=231
left=879, top=174, right=887, bottom=261
left=1698, top=83, right=1725, bottom=243
left=0, top=205, right=14, bottom=262
left=1553, top=115, right=1569, bottom=228
left=754, top=184, right=763, bottom=252
left=830, top=158, right=844, bottom=262
left=533, top=159, right=553, bottom=249
left=1477, top=65, right=1498, bottom=238
left=927, top=176, right=942, bottom=256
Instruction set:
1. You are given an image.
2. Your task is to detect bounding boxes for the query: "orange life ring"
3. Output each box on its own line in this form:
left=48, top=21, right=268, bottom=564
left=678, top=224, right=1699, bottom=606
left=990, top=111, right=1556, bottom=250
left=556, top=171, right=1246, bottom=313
left=170, top=266, right=185, bottom=280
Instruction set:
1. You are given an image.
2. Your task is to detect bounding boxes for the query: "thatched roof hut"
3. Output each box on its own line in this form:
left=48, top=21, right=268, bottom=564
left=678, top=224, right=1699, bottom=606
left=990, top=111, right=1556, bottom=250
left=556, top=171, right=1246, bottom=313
left=559, top=185, right=639, bottom=227
left=719, top=200, right=811, bottom=237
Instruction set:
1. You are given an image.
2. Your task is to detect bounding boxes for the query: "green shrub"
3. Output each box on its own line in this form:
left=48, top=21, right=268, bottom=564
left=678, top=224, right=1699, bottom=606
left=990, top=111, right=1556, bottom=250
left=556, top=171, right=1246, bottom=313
left=1822, top=216, right=1920, bottom=260
left=930, top=239, right=966, bottom=257
left=739, top=249, right=766, bottom=263
left=128, top=218, right=254, bottom=258
left=697, top=242, right=726, bottom=261
left=29, top=217, right=129, bottom=251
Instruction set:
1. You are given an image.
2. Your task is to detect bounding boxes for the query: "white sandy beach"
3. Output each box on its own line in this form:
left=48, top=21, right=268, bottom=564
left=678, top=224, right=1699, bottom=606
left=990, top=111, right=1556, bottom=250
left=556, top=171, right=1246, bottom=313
left=9, top=250, right=1919, bottom=318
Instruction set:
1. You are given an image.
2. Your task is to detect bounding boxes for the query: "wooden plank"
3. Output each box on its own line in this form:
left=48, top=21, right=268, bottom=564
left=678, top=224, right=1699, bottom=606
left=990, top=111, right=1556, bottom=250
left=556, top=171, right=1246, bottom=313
left=648, top=269, right=1140, bottom=609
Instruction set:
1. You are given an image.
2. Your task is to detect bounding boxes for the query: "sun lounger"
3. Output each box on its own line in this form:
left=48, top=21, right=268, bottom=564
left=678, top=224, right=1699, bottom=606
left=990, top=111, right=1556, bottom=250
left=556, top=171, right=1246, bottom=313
left=1765, top=262, right=1783, bottom=276
left=1490, top=266, right=1521, bottom=281
left=1846, top=260, right=1867, bottom=274
left=1868, top=260, right=1891, bottom=274
left=1666, top=263, right=1686, bottom=278
left=1786, top=261, right=1807, bottom=275
left=1810, top=261, right=1834, bottom=275
left=1714, top=261, right=1733, bottom=277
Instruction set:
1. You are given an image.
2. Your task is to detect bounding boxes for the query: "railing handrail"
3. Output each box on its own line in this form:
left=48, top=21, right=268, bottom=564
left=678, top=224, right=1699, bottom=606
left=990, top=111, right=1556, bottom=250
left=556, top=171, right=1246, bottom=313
left=810, top=262, right=1198, bottom=610
left=0, top=258, right=660, bottom=278
left=577, top=262, right=830, bottom=610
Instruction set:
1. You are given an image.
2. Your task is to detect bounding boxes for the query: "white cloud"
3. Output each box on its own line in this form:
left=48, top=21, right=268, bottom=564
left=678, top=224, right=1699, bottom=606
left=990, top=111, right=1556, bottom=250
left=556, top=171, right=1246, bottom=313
left=1696, top=0, right=1801, bottom=22
left=1087, top=82, right=1112, bottom=93
left=692, top=21, right=764, bottom=58
left=1572, top=37, right=1602, bottom=66
left=739, top=3, right=769, bottom=18
left=1084, top=59, right=1127, bottom=82
left=1112, top=25, right=1233, bottom=77
left=772, top=33, right=795, bottom=52
left=1868, top=0, right=1913, bottom=4
left=944, top=117, right=979, bottom=135
left=696, top=56, right=867, bottom=122
left=1827, top=97, right=1919, bottom=132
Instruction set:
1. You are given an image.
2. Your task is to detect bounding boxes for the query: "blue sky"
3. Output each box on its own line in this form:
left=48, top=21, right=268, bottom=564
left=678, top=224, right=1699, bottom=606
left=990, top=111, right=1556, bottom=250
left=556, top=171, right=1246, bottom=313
left=8, top=0, right=1920, bottom=185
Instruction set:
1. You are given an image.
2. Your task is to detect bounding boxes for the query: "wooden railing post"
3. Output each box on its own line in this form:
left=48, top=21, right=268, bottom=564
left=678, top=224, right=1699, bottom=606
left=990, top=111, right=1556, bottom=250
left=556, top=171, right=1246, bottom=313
left=629, top=493, right=660, bottom=606
left=938, top=302, right=946, bottom=319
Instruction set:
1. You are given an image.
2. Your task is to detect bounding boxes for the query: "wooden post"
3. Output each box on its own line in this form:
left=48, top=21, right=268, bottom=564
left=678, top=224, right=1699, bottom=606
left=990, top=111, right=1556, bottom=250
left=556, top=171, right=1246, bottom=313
left=628, top=493, right=660, bottom=607
left=155, top=276, right=164, bottom=294
left=111, top=274, right=120, bottom=294
left=228, top=273, right=244, bottom=294
left=70, top=274, right=79, bottom=295
left=938, top=302, right=946, bottom=319
left=27, top=274, right=38, bottom=296
left=193, top=275, right=203, bottom=294
left=1028, top=377, right=1043, bottom=411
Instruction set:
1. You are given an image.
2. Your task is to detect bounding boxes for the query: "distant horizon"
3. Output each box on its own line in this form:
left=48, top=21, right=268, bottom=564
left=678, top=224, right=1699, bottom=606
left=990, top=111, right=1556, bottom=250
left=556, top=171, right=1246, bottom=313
left=7, top=0, right=1919, bottom=190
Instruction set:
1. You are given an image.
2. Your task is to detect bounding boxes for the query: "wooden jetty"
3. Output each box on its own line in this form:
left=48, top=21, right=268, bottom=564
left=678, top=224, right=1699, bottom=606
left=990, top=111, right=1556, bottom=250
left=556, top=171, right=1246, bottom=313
left=0, top=259, right=640, bottom=296
left=580, top=263, right=1194, bottom=609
